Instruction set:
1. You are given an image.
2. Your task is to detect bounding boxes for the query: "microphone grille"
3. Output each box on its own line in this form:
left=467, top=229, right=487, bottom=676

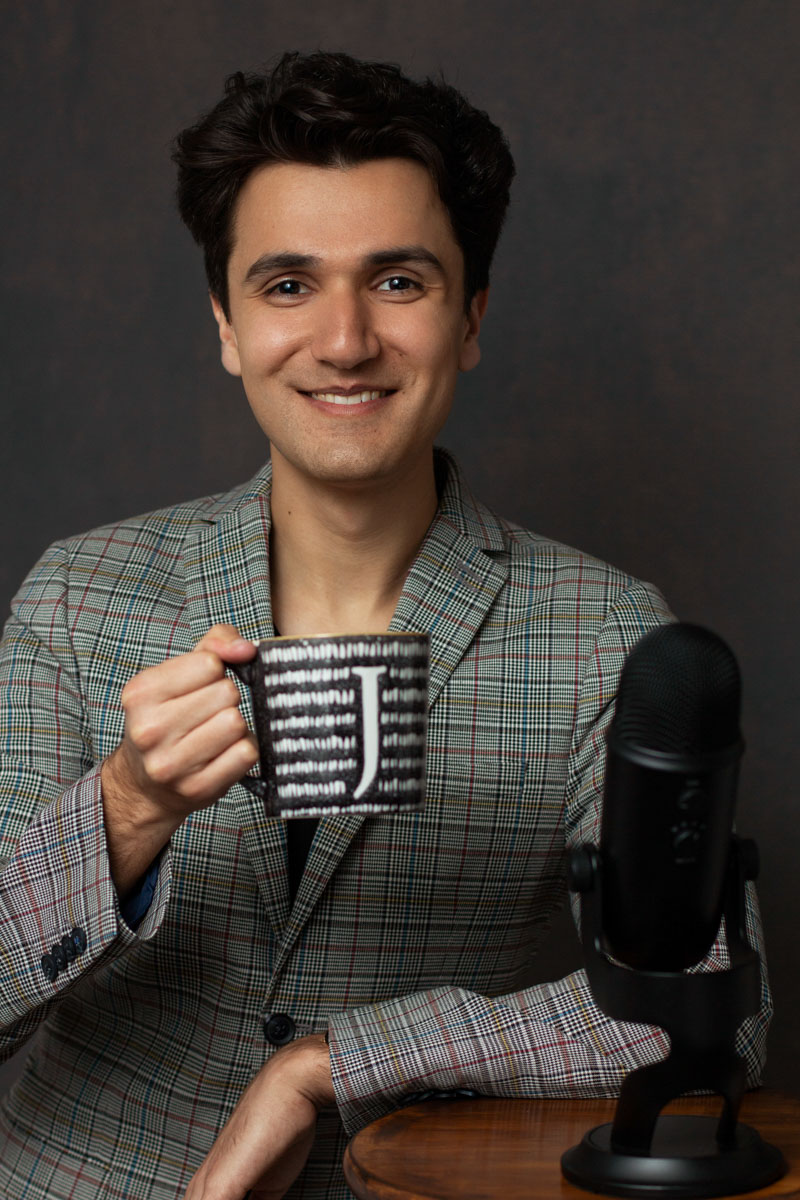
left=612, top=623, right=741, bottom=754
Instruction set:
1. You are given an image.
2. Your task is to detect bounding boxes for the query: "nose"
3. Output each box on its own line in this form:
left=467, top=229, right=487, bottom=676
left=310, top=288, right=380, bottom=369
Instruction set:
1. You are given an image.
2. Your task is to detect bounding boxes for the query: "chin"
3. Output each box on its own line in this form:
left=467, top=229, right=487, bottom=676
left=276, top=443, right=401, bottom=487
left=310, top=460, right=393, bottom=488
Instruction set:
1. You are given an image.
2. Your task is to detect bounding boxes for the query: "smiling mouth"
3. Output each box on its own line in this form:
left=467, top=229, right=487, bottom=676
left=307, top=389, right=393, bottom=406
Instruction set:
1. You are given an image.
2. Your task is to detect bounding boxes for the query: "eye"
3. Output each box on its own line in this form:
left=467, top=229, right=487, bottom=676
left=266, top=278, right=309, bottom=297
left=376, top=275, right=423, bottom=294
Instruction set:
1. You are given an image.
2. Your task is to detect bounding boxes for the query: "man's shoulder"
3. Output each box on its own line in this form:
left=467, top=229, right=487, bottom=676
left=47, top=467, right=269, bottom=562
left=439, top=449, right=662, bottom=606
left=497, top=513, right=632, bottom=581
left=11, top=467, right=272, bottom=614
left=490, top=513, right=671, bottom=629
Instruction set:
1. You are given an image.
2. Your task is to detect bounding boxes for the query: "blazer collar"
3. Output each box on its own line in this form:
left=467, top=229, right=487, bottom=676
left=388, top=448, right=509, bottom=708
left=180, top=450, right=510, bottom=949
left=181, top=448, right=509, bottom=662
left=182, top=461, right=276, bottom=646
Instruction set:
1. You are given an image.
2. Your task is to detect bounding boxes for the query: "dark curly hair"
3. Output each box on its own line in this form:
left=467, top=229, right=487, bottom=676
left=173, top=51, right=515, bottom=316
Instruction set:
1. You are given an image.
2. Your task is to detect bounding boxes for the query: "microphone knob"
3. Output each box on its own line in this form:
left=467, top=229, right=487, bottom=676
left=677, top=783, right=707, bottom=816
left=568, top=845, right=599, bottom=893
left=671, top=826, right=703, bottom=863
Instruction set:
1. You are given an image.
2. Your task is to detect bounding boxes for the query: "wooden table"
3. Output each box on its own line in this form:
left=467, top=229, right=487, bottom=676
left=343, top=1090, right=800, bottom=1200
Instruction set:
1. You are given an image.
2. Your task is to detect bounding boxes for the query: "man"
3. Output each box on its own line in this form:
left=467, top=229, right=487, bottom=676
left=0, top=52, right=770, bottom=1200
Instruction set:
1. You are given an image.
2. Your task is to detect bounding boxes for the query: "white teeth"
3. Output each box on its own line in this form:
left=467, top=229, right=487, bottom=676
left=310, top=390, right=387, bottom=405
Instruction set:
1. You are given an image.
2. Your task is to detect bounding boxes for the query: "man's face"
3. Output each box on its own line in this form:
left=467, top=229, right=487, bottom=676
left=212, top=158, right=487, bottom=490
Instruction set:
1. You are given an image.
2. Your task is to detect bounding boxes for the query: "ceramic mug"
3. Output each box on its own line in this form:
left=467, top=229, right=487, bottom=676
left=232, top=632, right=429, bottom=817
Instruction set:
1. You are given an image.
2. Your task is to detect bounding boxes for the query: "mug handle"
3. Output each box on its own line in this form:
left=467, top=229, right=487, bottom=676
left=229, top=659, right=271, bottom=801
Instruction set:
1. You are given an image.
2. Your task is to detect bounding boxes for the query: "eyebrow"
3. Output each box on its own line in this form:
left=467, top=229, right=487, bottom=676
left=243, top=253, right=320, bottom=285
left=366, top=246, right=444, bottom=272
left=243, top=245, right=445, bottom=286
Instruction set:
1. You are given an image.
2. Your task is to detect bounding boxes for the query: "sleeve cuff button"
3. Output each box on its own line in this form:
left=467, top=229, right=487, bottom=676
left=41, top=954, right=58, bottom=982
left=41, top=928, right=87, bottom=981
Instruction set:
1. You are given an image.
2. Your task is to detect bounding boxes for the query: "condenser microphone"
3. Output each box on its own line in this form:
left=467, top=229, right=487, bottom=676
left=599, top=622, right=744, bottom=971
left=563, top=623, right=786, bottom=1197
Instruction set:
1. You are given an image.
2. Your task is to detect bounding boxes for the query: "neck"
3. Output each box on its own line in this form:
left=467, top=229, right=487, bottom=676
left=268, top=452, right=439, bottom=635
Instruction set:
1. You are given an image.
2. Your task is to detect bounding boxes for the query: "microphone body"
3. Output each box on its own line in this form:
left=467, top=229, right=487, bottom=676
left=599, top=623, right=743, bottom=972
left=565, top=626, right=784, bottom=1194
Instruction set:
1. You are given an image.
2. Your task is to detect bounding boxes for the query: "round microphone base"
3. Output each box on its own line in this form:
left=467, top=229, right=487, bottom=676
left=561, top=1115, right=786, bottom=1198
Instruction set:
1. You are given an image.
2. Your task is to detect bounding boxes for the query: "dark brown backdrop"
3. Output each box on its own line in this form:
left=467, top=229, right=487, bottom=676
left=2, top=1, right=798, bottom=1099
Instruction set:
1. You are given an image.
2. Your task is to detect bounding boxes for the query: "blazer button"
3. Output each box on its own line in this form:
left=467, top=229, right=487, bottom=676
left=41, top=954, right=58, bottom=982
left=70, top=927, right=87, bottom=955
left=51, top=944, right=67, bottom=971
left=61, top=934, right=77, bottom=962
left=264, top=1013, right=296, bottom=1046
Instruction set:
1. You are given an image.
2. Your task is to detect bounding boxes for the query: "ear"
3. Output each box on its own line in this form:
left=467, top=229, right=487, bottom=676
left=210, top=293, right=242, bottom=377
left=458, top=288, right=489, bottom=373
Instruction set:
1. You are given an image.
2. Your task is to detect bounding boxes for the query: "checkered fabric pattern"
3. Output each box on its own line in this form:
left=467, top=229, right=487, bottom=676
left=0, top=451, right=770, bottom=1198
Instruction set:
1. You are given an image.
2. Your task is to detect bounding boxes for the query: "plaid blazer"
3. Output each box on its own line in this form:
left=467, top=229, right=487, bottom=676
left=0, top=450, right=770, bottom=1199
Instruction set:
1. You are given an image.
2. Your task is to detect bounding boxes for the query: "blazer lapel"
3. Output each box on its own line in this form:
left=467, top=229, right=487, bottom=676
left=274, top=451, right=510, bottom=962
left=181, top=471, right=291, bottom=938
left=182, top=483, right=275, bottom=647
left=388, top=533, right=508, bottom=710
left=270, top=811, right=366, bottom=977
left=390, top=449, right=509, bottom=710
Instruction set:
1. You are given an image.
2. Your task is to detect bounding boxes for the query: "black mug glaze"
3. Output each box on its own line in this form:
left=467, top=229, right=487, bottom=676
left=232, top=632, right=429, bottom=817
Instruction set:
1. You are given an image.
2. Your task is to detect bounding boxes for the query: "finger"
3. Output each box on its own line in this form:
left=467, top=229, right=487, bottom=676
left=144, top=709, right=258, bottom=793
left=195, top=623, right=256, bottom=663
left=127, top=676, right=245, bottom=753
left=147, top=730, right=258, bottom=806
left=122, top=647, right=233, bottom=711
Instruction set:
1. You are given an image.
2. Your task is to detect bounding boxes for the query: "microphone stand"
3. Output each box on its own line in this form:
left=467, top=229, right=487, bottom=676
left=561, top=836, right=786, bottom=1197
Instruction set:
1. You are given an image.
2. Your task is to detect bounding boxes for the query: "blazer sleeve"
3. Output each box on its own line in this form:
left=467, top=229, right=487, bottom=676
left=326, top=582, right=773, bottom=1136
left=0, top=542, right=171, bottom=1062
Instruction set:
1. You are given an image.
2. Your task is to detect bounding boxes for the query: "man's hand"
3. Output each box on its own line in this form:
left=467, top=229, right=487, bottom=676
left=101, top=624, right=259, bottom=897
left=185, top=1034, right=336, bottom=1200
